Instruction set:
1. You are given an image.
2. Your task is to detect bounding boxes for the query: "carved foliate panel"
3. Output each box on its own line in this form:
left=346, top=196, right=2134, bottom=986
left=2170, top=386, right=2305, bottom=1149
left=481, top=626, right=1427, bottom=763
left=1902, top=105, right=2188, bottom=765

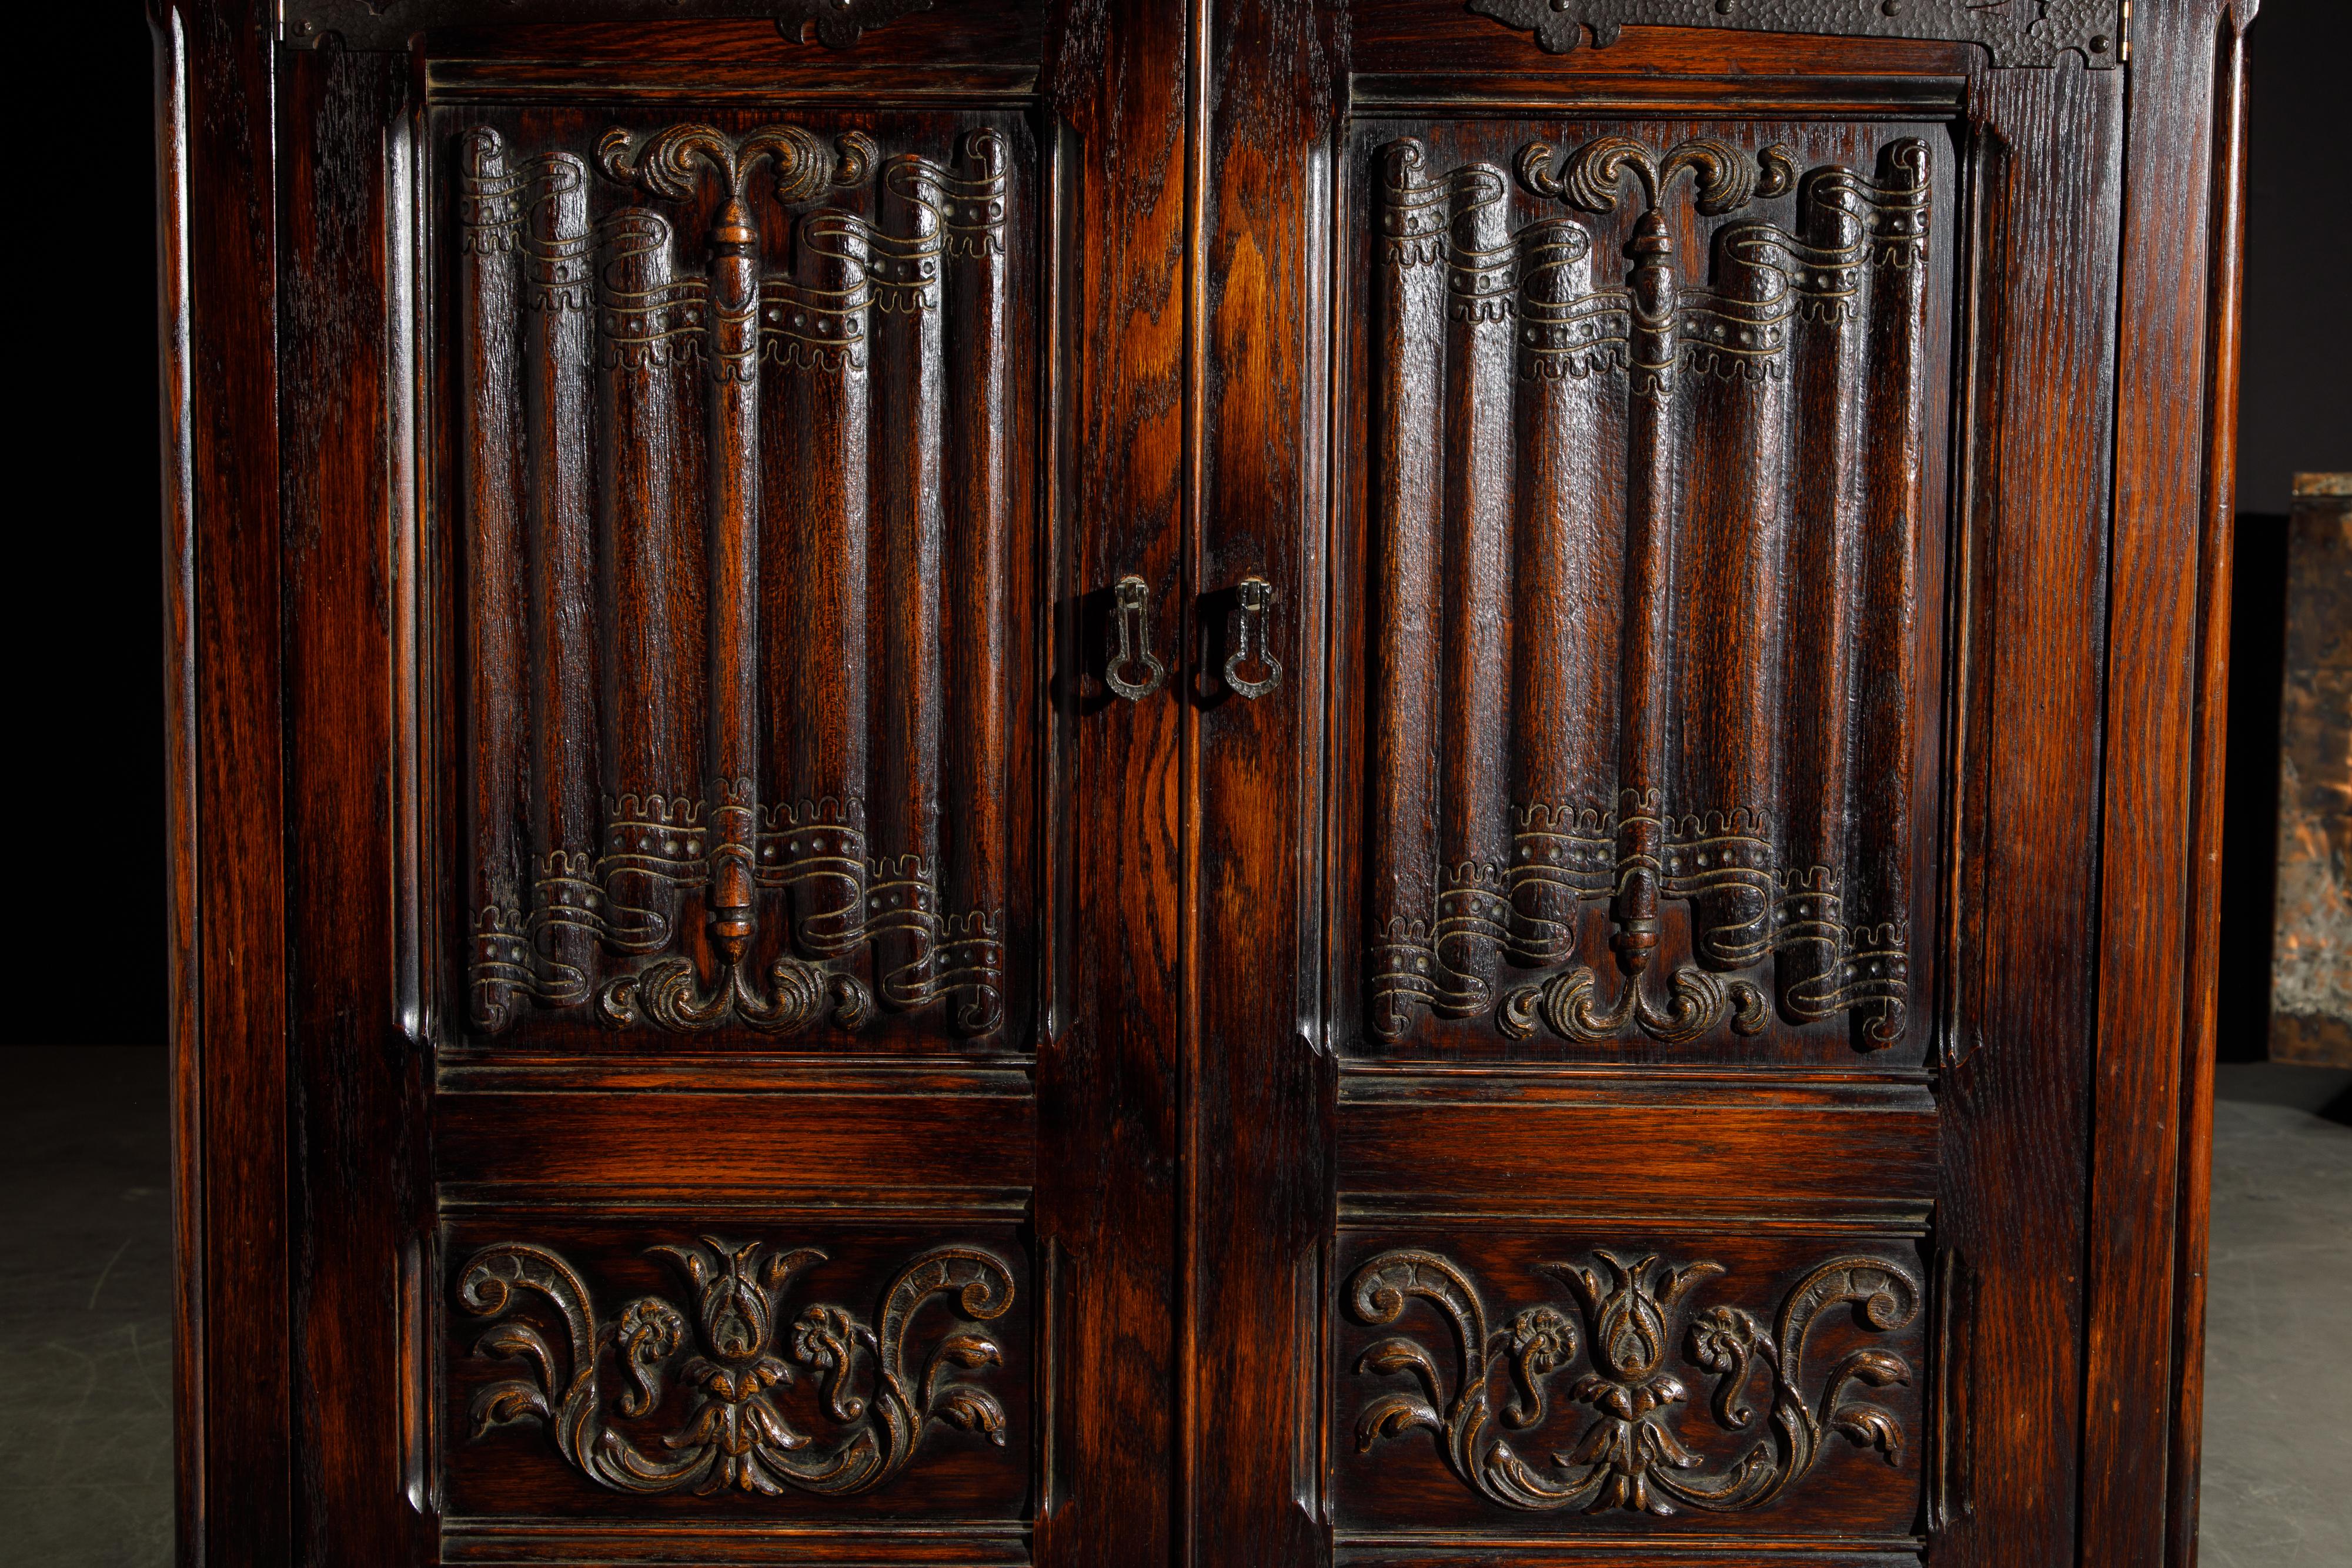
left=437, top=106, right=1036, bottom=1050
left=1333, top=1228, right=1932, bottom=1538
left=442, top=1221, right=1033, bottom=1519
left=1345, top=118, right=1953, bottom=1064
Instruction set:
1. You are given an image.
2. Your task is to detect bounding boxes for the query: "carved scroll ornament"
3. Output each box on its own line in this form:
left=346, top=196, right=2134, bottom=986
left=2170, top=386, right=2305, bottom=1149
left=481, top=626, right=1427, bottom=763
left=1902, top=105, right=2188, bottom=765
left=1348, top=1247, right=1919, bottom=1514
left=1465, top=0, right=2123, bottom=68
left=460, top=1238, right=1014, bottom=1497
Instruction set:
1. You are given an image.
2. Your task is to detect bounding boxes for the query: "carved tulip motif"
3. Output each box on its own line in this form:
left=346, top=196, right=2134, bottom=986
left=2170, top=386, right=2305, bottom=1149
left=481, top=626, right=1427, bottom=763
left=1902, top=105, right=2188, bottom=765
left=460, top=1238, right=1014, bottom=1498
left=1349, top=1246, right=1919, bottom=1516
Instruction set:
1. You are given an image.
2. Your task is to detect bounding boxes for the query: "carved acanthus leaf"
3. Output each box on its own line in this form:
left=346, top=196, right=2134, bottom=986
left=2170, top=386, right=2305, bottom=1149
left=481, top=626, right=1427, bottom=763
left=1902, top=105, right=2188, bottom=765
left=460, top=1239, right=1015, bottom=1498
left=1348, top=1246, right=1922, bottom=1514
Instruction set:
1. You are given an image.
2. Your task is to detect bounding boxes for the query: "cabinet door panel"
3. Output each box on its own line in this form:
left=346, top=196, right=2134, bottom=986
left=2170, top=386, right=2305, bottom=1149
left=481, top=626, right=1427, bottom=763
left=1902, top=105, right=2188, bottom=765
left=1314, top=22, right=2124, bottom=1566
left=1342, top=113, right=1954, bottom=1068
left=437, top=102, right=1037, bottom=1055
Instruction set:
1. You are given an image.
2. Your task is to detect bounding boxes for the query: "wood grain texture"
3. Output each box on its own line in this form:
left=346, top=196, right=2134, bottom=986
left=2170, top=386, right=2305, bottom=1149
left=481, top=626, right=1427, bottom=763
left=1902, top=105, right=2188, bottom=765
left=1349, top=117, right=1948, bottom=1062
left=1033, top=4, right=1188, bottom=1566
left=2167, top=15, right=2254, bottom=1563
left=152, top=7, right=206, bottom=1559
left=1934, top=52, right=2120, bottom=1568
left=278, top=42, right=436, bottom=1565
left=1338, top=1098, right=1940, bottom=1207
left=1187, top=2, right=1344, bottom=1563
left=158, top=1, right=2243, bottom=1559
left=162, top=1, right=293, bottom=1562
left=445, top=105, right=1034, bottom=1049
left=2084, top=1, right=2236, bottom=1559
left=1331, top=1228, right=1930, bottom=1536
left=440, top=1221, right=1033, bottom=1520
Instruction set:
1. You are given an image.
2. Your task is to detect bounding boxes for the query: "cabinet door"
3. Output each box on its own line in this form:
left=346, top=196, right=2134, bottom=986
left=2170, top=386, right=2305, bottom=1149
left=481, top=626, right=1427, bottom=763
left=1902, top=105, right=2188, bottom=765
left=169, top=4, right=1191, bottom=1563
left=1267, top=5, right=2183, bottom=1566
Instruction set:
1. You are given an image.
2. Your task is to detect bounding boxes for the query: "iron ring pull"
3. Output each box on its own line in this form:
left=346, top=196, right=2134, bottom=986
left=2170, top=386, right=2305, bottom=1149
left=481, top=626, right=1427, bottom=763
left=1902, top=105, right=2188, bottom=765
left=1105, top=575, right=1167, bottom=701
left=1223, top=576, right=1282, bottom=698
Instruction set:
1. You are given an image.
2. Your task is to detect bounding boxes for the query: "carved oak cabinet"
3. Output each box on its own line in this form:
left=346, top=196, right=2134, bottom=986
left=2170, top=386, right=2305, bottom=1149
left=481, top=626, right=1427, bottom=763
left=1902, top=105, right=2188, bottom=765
left=155, top=0, right=2250, bottom=1564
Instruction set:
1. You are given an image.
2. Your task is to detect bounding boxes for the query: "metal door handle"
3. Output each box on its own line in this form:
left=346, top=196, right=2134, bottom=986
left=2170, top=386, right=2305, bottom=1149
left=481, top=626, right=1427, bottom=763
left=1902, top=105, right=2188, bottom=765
left=1223, top=576, right=1281, bottom=698
left=1105, top=576, right=1166, bottom=700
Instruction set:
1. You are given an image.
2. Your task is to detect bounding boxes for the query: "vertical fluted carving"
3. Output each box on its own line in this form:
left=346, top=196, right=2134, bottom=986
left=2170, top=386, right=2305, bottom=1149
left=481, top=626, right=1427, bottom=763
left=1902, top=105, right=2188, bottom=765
left=460, top=127, right=530, bottom=1031
left=1674, top=207, right=1793, bottom=974
left=1509, top=216, right=1620, bottom=969
left=1437, top=163, right=1517, bottom=1017
left=704, top=181, right=764, bottom=973
left=597, top=208, right=705, bottom=959
left=869, top=152, right=948, bottom=1012
left=763, top=206, right=871, bottom=963
left=1612, top=199, right=1678, bottom=988
left=523, top=152, right=600, bottom=1009
left=1369, top=133, right=1932, bottom=1052
left=1778, top=162, right=1873, bottom=1028
left=1851, top=141, right=1932, bottom=1048
left=1369, top=142, right=1449, bottom=1042
left=940, top=130, right=1012, bottom=1034
left=455, top=119, right=1014, bottom=1041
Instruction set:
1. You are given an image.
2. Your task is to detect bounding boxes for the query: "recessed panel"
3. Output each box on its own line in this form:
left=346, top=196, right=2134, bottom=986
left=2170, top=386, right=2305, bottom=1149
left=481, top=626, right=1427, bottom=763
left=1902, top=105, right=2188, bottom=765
left=430, top=102, right=1039, bottom=1054
left=1332, top=1223, right=1932, bottom=1543
left=1339, top=116, right=1956, bottom=1067
left=441, top=1218, right=1035, bottom=1523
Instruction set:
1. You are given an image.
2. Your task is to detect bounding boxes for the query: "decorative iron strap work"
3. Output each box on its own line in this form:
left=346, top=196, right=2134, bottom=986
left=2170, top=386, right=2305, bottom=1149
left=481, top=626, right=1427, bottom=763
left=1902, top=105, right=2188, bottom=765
left=1367, top=135, right=1929, bottom=1051
left=458, top=122, right=1013, bottom=1039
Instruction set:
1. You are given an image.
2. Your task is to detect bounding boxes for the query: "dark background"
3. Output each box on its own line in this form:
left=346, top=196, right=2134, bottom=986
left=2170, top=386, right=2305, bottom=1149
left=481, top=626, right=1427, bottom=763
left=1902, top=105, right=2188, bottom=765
left=5, top=4, right=2345, bottom=1048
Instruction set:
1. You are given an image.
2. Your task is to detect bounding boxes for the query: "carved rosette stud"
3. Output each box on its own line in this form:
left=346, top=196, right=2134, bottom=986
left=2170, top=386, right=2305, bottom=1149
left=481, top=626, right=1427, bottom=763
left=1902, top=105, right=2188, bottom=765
left=461, top=1238, right=1014, bottom=1497
left=1349, top=1247, right=1919, bottom=1514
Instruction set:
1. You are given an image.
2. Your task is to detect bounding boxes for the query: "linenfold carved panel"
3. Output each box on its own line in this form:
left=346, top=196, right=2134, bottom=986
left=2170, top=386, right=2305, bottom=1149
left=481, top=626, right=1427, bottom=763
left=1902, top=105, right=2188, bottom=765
left=443, top=1222, right=1033, bottom=1517
left=1332, top=1229, right=1930, bottom=1537
left=1352, top=121, right=1950, bottom=1061
left=443, top=109, right=1033, bottom=1048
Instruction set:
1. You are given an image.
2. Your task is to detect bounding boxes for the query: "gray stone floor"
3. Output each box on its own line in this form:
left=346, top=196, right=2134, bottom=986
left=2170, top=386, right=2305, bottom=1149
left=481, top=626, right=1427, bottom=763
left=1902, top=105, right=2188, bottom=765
left=2200, top=1064, right=2352, bottom=1566
left=1, top=1048, right=173, bottom=1567
left=0, top=1047, right=2343, bottom=1564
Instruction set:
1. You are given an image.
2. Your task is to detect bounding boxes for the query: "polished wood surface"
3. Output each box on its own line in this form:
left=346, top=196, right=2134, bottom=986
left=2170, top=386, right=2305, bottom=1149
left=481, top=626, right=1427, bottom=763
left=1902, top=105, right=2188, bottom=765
left=157, top=1, right=2246, bottom=1563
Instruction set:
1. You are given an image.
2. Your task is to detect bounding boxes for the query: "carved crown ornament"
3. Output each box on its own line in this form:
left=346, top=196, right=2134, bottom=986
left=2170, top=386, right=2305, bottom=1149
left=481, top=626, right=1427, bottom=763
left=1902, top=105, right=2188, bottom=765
left=1465, top=0, right=2126, bottom=66
left=281, top=0, right=937, bottom=51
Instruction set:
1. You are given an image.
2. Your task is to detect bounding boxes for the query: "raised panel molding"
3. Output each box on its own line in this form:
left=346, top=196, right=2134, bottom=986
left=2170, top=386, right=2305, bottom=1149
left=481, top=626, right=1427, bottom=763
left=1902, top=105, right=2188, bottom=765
left=284, top=0, right=940, bottom=51
left=451, top=115, right=1021, bottom=1045
left=455, top=1236, right=1018, bottom=1499
left=1464, top=0, right=2124, bottom=67
left=1362, top=129, right=1937, bottom=1057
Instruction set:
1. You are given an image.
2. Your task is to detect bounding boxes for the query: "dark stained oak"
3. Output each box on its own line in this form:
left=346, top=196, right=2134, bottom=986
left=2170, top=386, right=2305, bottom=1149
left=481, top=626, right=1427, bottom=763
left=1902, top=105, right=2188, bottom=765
left=159, top=2, right=2246, bottom=1563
